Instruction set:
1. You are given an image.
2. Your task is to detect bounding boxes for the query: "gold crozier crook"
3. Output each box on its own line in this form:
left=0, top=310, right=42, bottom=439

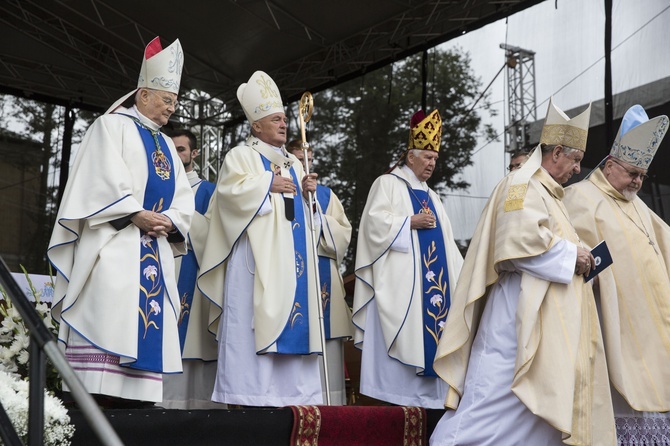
left=298, top=91, right=331, bottom=405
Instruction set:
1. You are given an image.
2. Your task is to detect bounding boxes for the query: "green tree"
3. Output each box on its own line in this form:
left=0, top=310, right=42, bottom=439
left=306, top=47, right=496, bottom=274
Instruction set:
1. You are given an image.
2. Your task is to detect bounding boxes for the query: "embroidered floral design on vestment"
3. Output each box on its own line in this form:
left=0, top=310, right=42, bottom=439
left=423, top=241, right=449, bottom=345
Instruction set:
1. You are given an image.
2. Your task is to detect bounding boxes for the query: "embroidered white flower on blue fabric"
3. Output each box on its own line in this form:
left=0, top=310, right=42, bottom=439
left=143, top=265, right=158, bottom=280
left=149, top=299, right=161, bottom=315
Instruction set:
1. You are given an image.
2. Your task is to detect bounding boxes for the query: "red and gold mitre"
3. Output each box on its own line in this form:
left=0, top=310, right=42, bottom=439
left=408, top=109, right=442, bottom=152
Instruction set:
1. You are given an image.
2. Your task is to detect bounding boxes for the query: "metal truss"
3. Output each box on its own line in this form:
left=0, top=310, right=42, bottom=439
left=0, top=0, right=540, bottom=127
left=267, top=0, right=537, bottom=102
left=501, top=43, right=537, bottom=153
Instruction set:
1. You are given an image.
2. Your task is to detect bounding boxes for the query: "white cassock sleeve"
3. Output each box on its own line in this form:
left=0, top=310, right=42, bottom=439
left=512, top=238, right=576, bottom=284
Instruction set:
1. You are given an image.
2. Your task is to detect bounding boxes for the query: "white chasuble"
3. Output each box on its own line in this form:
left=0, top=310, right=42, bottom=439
left=564, top=169, right=670, bottom=411
left=48, top=106, right=193, bottom=402
left=353, top=166, right=463, bottom=408
left=198, top=137, right=323, bottom=406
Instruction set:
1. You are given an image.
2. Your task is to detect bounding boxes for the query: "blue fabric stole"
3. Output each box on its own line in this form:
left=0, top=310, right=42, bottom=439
left=128, top=121, right=175, bottom=372
left=260, top=155, right=311, bottom=354
left=315, top=185, right=333, bottom=339
left=408, top=187, right=451, bottom=377
left=176, top=180, right=215, bottom=355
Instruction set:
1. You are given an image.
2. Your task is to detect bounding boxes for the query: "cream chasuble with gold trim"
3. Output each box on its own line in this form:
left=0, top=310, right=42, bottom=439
left=564, top=169, right=670, bottom=412
left=433, top=150, right=615, bottom=445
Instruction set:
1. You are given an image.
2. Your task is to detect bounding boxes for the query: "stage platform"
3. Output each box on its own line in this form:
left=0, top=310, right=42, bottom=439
left=68, top=406, right=447, bottom=445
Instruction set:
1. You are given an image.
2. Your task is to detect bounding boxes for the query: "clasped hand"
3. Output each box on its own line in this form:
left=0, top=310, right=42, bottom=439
left=131, top=210, right=174, bottom=238
left=411, top=213, right=436, bottom=230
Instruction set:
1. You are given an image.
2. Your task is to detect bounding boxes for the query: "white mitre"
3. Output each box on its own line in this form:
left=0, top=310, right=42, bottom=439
left=105, top=37, right=184, bottom=114
left=610, top=104, right=669, bottom=170
left=540, top=97, right=591, bottom=152
left=237, top=71, right=284, bottom=124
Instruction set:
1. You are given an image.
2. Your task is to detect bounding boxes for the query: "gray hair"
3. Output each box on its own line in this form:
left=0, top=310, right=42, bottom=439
left=540, top=143, right=580, bottom=156
left=400, top=149, right=423, bottom=166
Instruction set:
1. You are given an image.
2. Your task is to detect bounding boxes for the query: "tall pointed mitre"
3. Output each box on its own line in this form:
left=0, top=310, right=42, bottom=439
left=504, top=99, right=591, bottom=212
left=105, top=37, right=184, bottom=114
left=609, top=104, right=669, bottom=170
left=237, top=71, right=284, bottom=124
left=539, top=97, right=591, bottom=152
left=408, top=109, right=442, bottom=152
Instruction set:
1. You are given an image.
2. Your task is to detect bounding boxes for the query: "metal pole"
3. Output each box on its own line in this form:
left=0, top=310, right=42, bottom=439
left=298, top=92, right=331, bottom=405
left=0, top=401, right=23, bottom=445
left=0, top=259, right=124, bottom=446
left=28, top=339, right=45, bottom=446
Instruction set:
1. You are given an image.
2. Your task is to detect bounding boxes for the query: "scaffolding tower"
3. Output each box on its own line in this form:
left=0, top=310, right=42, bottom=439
left=500, top=44, right=537, bottom=154
left=174, top=91, right=243, bottom=183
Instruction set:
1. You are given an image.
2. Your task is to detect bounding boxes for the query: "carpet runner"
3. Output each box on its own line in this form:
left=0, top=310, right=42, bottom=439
left=289, top=405, right=427, bottom=446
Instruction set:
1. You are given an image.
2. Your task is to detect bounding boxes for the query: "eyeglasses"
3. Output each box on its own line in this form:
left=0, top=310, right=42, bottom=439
left=146, top=89, right=179, bottom=109
left=610, top=158, right=648, bottom=181
left=507, top=163, right=523, bottom=171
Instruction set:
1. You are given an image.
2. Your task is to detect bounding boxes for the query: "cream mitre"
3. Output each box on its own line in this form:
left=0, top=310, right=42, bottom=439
left=540, top=97, right=591, bottom=152
left=504, top=99, right=591, bottom=212
left=609, top=104, right=669, bottom=170
left=106, top=37, right=184, bottom=114
left=237, top=71, right=285, bottom=124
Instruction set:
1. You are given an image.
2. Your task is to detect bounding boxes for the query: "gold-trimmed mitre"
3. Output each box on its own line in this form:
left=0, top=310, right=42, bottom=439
left=137, top=37, right=184, bottom=95
left=539, top=98, right=591, bottom=151
left=106, top=37, right=184, bottom=114
left=610, top=104, right=668, bottom=170
left=237, top=70, right=285, bottom=124
left=408, top=109, right=442, bottom=152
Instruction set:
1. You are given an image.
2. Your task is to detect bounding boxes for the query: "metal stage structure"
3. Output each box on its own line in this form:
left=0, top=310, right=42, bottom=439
left=501, top=43, right=537, bottom=154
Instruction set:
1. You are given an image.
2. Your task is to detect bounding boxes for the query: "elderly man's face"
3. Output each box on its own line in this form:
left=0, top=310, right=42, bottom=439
left=137, top=88, right=178, bottom=127
left=253, top=112, right=288, bottom=147
left=604, top=158, right=647, bottom=200
left=545, top=146, right=582, bottom=185
left=407, top=150, right=438, bottom=182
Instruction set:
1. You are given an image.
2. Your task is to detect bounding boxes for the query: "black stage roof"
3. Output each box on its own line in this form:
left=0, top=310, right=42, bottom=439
left=0, top=0, right=544, bottom=118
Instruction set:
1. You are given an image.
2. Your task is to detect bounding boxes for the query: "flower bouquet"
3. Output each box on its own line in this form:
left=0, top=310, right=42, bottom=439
left=0, top=267, right=75, bottom=445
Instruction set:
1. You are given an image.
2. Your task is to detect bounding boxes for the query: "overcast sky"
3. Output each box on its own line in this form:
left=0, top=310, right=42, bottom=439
left=438, top=0, right=670, bottom=241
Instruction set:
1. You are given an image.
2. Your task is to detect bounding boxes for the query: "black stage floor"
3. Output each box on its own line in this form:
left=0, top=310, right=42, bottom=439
left=68, top=407, right=447, bottom=446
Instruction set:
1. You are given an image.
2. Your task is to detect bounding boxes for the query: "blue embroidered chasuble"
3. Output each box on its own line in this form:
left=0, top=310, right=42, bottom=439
left=176, top=180, right=215, bottom=354
left=260, top=155, right=311, bottom=354
left=128, top=120, right=176, bottom=372
left=408, top=187, right=451, bottom=377
left=315, top=185, right=333, bottom=339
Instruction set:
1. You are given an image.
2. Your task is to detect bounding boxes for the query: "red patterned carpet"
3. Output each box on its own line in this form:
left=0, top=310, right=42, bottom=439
left=289, top=405, right=427, bottom=446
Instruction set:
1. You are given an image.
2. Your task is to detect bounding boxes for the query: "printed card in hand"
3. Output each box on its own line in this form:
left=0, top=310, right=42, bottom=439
left=584, top=240, right=613, bottom=282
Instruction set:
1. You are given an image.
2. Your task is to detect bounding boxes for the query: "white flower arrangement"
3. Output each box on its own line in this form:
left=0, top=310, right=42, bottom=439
left=0, top=268, right=75, bottom=445
left=0, top=370, right=75, bottom=445
left=0, top=271, right=60, bottom=390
